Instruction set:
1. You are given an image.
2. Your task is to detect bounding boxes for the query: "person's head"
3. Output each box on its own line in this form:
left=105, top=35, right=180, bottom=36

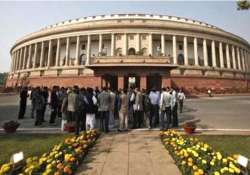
left=102, top=87, right=107, bottom=91
left=123, top=89, right=127, bottom=94
left=142, top=88, right=146, bottom=93
left=162, top=87, right=166, bottom=92
left=151, top=87, right=156, bottom=92
left=166, top=87, right=170, bottom=92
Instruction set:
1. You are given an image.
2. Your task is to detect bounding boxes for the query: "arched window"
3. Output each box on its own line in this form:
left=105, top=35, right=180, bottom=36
left=141, top=48, right=148, bottom=56
left=178, top=54, right=184, bottom=65
left=115, top=48, right=122, bottom=56
left=128, top=48, right=136, bottom=55
left=79, top=53, right=86, bottom=65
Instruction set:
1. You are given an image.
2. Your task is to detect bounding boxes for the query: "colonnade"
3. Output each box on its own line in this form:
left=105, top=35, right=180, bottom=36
left=10, top=33, right=250, bottom=74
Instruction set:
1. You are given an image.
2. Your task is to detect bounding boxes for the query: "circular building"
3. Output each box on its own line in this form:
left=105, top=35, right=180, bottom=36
left=6, top=14, right=250, bottom=93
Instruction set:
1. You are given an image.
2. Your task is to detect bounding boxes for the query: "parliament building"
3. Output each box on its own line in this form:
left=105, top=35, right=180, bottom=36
left=6, top=14, right=250, bottom=93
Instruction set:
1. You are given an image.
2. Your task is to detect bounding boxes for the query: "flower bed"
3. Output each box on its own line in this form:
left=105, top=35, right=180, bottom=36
left=0, top=130, right=99, bottom=175
left=160, top=130, right=248, bottom=175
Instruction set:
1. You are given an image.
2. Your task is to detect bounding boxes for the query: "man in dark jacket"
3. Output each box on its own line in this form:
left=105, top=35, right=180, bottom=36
left=49, top=86, right=58, bottom=124
left=18, top=86, right=28, bottom=119
left=33, top=87, right=45, bottom=126
left=41, top=87, right=49, bottom=122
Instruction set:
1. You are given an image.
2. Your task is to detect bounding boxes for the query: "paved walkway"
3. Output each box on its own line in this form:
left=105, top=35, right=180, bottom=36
left=77, top=130, right=181, bottom=175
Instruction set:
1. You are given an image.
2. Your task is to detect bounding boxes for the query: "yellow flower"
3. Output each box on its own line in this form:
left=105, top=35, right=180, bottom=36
left=188, top=161, right=193, bottom=167
left=214, top=171, right=220, bottom=175
left=198, top=169, right=204, bottom=175
left=201, top=159, right=207, bottom=164
left=192, top=165, right=198, bottom=170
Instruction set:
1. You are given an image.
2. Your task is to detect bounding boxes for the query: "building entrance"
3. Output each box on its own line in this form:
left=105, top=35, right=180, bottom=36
left=102, top=74, right=118, bottom=91
left=147, top=74, right=162, bottom=91
left=124, top=74, right=140, bottom=89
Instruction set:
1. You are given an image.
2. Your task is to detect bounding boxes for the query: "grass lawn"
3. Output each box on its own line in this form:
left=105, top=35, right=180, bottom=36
left=194, top=135, right=250, bottom=159
left=0, top=133, right=72, bottom=165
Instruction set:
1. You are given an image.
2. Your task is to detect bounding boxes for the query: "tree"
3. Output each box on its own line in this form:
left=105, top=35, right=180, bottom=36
left=237, top=0, right=250, bottom=10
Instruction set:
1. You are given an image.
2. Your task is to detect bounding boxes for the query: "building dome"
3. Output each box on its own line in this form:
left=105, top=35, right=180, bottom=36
left=6, top=14, right=250, bottom=93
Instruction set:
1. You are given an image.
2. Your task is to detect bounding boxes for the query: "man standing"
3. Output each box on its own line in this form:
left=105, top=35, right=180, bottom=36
left=118, top=89, right=129, bottom=131
left=171, top=87, right=178, bottom=127
left=18, top=86, right=28, bottom=119
left=178, top=89, right=186, bottom=113
left=49, top=86, right=58, bottom=124
left=132, top=88, right=144, bottom=128
left=85, top=88, right=97, bottom=130
left=67, top=86, right=78, bottom=122
left=30, top=87, right=35, bottom=119
left=109, top=89, right=116, bottom=128
left=159, top=87, right=172, bottom=130
left=41, top=87, right=49, bottom=122
left=75, top=87, right=87, bottom=135
left=33, top=87, right=45, bottom=126
left=98, top=87, right=111, bottom=132
left=148, top=88, right=160, bottom=128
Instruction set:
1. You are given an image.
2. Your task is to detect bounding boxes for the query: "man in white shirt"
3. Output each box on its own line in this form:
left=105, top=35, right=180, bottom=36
left=149, top=88, right=160, bottom=128
left=177, top=89, right=186, bottom=113
left=159, top=87, right=172, bottom=130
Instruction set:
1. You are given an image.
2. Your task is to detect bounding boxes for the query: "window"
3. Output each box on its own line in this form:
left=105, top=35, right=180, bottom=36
left=129, top=35, right=134, bottom=40
left=81, top=44, right=86, bottom=50
left=115, top=48, right=122, bottom=56
left=116, top=35, right=121, bottom=40
left=142, top=35, right=147, bottom=40
left=179, top=44, right=183, bottom=50
left=128, top=48, right=136, bottom=55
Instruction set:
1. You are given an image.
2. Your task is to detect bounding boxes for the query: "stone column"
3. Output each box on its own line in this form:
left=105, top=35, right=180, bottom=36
left=118, top=76, right=124, bottom=90
left=10, top=53, right=14, bottom=72
left=184, top=36, right=188, bottom=65
left=148, top=34, right=152, bottom=56
left=237, top=47, right=242, bottom=70
left=203, top=39, right=208, bottom=67
left=211, top=40, right=217, bottom=67
left=86, top=35, right=91, bottom=65
left=22, top=46, right=27, bottom=69
left=47, top=40, right=52, bottom=68
left=98, top=34, right=103, bottom=55
left=17, top=48, right=23, bottom=70
left=40, top=42, right=44, bottom=68
left=161, top=34, right=165, bottom=56
left=55, top=38, right=61, bottom=67
left=226, top=44, right=231, bottom=69
left=111, top=33, right=115, bottom=56
left=173, top=35, right=177, bottom=64
left=75, top=36, right=80, bottom=66
left=65, top=37, right=70, bottom=66
left=123, top=33, right=127, bottom=56
left=219, top=42, right=224, bottom=68
left=33, top=43, right=38, bottom=69
left=232, top=46, right=236, bottom=70
left=16, top=50, right=20, bottom=71
left=27, top=45, right=32, bottom=69
left=241, top=49, right=245, bottom=72
left=140, top=75, right=147, bottom=90
left=136, top=33, right=140, bottom=53
left=194, top=37, right=198, bottom=66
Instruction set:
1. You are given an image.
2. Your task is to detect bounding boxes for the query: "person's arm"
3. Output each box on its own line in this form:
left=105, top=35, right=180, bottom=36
left=159, top=93, right=163, bottom=111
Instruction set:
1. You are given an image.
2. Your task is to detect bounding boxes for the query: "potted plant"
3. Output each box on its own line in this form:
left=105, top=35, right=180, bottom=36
left=2, top=120, right=20, bottom=133
left=182, top=121, right=196, bottom=134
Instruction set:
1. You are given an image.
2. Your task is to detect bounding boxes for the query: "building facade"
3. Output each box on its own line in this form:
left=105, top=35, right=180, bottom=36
left=6, top=14, right=250, bottom=93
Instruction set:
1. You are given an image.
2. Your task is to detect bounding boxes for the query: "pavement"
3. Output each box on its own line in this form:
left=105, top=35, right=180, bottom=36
left=77, top=130, right=181, bottom=175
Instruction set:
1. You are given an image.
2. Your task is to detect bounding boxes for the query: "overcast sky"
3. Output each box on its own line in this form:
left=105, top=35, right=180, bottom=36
left=0, top=1, right=250, bottom=72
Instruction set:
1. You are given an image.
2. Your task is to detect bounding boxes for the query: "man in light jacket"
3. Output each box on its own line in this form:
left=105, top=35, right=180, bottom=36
left=159, top=87, right=172, bottom=130
left=98, top=87, right=111, bottom=132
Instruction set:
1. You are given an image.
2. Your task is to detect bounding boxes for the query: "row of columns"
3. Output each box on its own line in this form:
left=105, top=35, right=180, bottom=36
left=11, top=34, right=250, bottom=73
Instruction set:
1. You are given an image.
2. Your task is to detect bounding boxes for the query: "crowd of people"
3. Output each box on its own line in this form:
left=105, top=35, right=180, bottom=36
left=18, top=85, right=186, bottom=135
